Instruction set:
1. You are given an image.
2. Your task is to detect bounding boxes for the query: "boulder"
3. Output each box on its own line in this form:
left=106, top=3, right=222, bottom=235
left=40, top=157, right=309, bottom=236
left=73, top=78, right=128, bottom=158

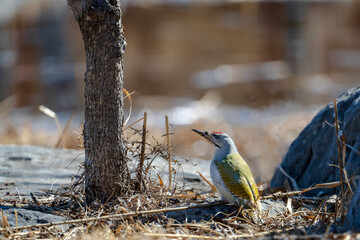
left=0, top=145, right=85, bottom=199
left=271, top=86, right=360, bottom=196
left=0, top=207, right=68, bottom=230
left=344, top=180, right=360, bottom=231
left=0, top=145, right=212, bottom=200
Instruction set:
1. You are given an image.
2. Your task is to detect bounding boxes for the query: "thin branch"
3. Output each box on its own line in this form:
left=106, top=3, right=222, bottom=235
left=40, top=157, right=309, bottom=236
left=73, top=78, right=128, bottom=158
left=39, top=105, right=62, bottom=134
left=135, top=112, right=147, bottom=191
left=261, top=190, right=303, bottom=200
left=165, top=115, right=172, bottom=189
left=197, top=171, right=217, bottom=192
left=55, top=114, right=75, bottom=148
left=261, top=181, right=341, bottom=200
left=0, top=201, right=225, bottom=232
left=277, top=165, right=299, bottom=191
left=123, top=117, right=144, bottom=131
left=334, top=98, right=345, bottom=223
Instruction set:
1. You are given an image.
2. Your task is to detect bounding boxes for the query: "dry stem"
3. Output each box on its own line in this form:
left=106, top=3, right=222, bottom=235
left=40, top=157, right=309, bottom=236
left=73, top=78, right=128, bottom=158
left=333, top=98, right=347, bottom=223
left=135, top=112, right=147, bottom=191
left=165, top=115, right=172, bottom=189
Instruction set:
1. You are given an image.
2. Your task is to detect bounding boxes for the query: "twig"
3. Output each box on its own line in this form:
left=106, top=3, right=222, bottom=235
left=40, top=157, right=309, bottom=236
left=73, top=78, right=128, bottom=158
left=301, top=181, right=340, bottom=193
left=144, top=152, right=160, bottom=173
left=55, top=113, right=75, bottom=148
left=334, top=98, right=346, bottom=223
left=161, top=190, right=213, bottom=199
left=1, top=209, right=10, bottom=236
left=165, top=115, right=172, bottom=189
left=309, top=197, right=328, bottom=226
left=30, top=193, right=38, bottom=204
left=261, top=190, right=303, bottom=200
left=14, top=187, right=23, bottom=202
left=0, top=201, right=225, bottom=232
left=212, top=217, right=246, bottom=230
left=344, top=143, right=360, bottom=156
left=167, top=223, right=223, bottom=236
left=66, top=152, right=85, bottom=168
left=123, top=117, right=144, bottom=131
left=262, top=180, right=343, bottom=200
left=340, top=135, right=353, bottom=196
left=15, top=210, right=17, bottom=230
left=39, top=105, right=62, bottom=134
left=136, top=112, right=147, bottom=191
left=122, top=88, right=133, bottom=126
left=123, top=90, right=135, bottom=100
left=197, top=171, right=217, bottom=193
left=277, top=165, right=299, bottom=190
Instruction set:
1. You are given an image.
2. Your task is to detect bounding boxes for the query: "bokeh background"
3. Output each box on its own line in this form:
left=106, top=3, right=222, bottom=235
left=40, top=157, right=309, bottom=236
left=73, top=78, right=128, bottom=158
left=0, top=0, right=359, bottom=182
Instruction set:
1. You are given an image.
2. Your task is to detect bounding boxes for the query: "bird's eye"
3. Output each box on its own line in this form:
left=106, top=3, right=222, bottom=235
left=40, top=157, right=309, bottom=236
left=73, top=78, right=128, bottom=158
left=204, top=131, right=209, bottom=135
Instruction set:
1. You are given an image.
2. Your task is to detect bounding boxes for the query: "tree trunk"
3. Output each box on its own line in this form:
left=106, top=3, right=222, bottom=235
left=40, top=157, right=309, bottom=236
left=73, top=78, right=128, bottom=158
left=67, top=0, right=128, bottom=203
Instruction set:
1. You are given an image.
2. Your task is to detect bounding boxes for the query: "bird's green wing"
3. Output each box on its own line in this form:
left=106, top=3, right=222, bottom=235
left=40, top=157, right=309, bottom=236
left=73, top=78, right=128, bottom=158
left=215, top=152, right=259, bottom=204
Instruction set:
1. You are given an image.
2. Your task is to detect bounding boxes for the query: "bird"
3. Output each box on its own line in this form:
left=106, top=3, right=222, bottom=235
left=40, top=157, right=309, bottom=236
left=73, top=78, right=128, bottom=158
left=192, top=129, right=261, bottom=221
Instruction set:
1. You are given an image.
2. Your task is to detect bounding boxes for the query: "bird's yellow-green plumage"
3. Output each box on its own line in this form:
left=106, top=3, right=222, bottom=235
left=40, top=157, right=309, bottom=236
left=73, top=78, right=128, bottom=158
left=214, top=152, right=259, bottom=206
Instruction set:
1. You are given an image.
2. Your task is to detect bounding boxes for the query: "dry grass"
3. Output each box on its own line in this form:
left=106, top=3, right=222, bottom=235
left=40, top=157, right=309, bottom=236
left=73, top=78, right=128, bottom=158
left=0, top=109, right=355, bottom=239
left=0, top=180, right=352, bottom=239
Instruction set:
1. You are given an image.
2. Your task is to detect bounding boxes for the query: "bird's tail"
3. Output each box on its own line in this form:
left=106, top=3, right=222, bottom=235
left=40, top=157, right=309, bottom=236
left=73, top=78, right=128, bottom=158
left=248, top=199, right=262, bottom=224
left=236, top=198, right=263, bottom=224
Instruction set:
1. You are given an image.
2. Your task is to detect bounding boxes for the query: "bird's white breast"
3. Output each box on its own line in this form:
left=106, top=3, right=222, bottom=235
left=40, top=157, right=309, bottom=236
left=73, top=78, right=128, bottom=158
left=210, top=160, right=237, bottom=204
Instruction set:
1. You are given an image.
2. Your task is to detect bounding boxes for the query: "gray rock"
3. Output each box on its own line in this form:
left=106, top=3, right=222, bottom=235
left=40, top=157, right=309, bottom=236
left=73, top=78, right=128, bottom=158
left=0, top=145, right=84, bottom=199
left=0, top=206, right=68, bottom=230
left=0, top=145, right=214, bottom=201
left=345, top=180, right=360, bottom=231
left=164, top=202, right=238, bottom=223
left=271, top=86, right=360, bottom=196
left=164, top=199, right=287, bottom=223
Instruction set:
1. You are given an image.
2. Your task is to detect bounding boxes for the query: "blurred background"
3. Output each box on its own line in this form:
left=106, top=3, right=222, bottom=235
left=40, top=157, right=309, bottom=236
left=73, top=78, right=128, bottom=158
left=0, top=0, right=359, bottom=182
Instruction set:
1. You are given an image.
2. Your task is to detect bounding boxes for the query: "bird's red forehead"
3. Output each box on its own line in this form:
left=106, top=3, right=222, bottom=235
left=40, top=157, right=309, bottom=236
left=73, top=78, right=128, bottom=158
left=211, top=132, right=223, bottom=134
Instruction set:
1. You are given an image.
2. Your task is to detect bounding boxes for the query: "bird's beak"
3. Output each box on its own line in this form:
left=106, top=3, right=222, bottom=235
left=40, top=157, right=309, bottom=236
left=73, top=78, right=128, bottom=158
left=191, top=129, right=207, bottom=137
left=191, top=129, right=220, bottom=148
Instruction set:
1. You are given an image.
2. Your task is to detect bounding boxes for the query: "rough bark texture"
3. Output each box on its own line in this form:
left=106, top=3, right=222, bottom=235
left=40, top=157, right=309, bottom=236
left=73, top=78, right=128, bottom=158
left=271, top=86, right=360, bottom=196
left=67, top=0, right=128, bottom=203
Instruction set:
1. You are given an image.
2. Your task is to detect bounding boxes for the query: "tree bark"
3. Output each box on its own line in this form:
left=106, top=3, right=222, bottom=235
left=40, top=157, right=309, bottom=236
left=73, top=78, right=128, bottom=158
left=67, top=0, right=128, bottom=203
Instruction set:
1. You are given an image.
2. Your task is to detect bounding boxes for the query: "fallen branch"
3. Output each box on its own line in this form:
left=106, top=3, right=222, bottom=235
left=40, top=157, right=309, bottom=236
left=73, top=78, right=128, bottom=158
left=262, top=181, right=342, bottom=200
left=261, top=190, right=303, bottom=200
left=0, top=201, right=225, bottom=232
